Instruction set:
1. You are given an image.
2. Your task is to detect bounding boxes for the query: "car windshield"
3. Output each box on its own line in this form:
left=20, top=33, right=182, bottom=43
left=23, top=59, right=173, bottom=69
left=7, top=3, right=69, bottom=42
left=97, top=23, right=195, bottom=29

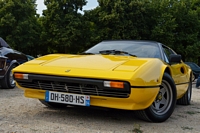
left=85, top=41, right=161, bottom=58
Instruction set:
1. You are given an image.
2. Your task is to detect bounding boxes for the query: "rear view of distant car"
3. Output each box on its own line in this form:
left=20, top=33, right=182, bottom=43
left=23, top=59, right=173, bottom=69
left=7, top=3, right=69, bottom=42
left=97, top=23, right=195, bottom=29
left=185, top=62, right=200, bottom=81
left=26, top=55, right=35, bottom=61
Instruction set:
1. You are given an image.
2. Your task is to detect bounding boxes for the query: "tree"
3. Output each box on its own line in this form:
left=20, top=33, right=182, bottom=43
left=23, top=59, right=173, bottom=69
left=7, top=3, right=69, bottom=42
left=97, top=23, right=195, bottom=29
left=41, top=0, right=87, bottom=54
left=170, top=0, right=200, bottom=61
left=95, top=0, right=151, bottom=40
left=0, top=0, right=41, bottom=56
left=87, top=0, right=200, bottom=62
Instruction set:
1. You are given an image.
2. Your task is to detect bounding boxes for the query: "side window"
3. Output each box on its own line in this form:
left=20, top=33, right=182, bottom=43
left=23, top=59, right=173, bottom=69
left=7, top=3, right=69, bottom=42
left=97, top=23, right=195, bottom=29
left=162, top=46, right=176, bottom=63
left=163, top=53, right=169, bottom=63
left=163, top=47, right=171, bottom=59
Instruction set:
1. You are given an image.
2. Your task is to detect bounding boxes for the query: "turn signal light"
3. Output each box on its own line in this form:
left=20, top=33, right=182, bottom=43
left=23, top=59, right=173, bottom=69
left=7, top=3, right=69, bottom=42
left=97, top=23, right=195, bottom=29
left=14, top=73, right=29, bottom=79
left=104, top=81, right=124, bottom=89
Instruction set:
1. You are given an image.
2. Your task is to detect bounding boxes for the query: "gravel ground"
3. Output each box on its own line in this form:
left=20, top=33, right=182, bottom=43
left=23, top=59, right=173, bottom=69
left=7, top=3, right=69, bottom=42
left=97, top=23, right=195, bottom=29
left=0, top=83, right=200, bottom=133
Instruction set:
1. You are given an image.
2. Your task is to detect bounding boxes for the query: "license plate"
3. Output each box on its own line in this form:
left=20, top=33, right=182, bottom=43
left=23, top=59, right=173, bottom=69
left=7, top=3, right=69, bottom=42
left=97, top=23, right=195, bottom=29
left=45, top=91, right=90, bottom=106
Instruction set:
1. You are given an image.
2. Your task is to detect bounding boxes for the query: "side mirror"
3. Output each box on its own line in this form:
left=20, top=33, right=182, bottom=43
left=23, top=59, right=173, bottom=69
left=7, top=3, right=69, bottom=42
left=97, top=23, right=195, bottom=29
left=169, top=54, right=181, bottom=63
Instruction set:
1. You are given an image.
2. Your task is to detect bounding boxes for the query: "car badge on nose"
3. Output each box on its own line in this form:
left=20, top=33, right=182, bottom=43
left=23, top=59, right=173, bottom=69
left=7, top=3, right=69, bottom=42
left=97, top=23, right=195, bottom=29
left=65, top=70, right=71, bottom=72
left=65, top=85, right=68, bottom=92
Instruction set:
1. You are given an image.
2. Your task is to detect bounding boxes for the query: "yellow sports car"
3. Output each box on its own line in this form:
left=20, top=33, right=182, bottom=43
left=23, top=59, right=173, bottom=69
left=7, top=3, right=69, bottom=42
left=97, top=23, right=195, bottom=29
left=13, top=40, right=192, bottom=122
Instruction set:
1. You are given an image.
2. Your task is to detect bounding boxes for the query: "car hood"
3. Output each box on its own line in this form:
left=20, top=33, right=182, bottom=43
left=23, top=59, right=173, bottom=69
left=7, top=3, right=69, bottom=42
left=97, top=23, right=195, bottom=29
left=43, top=55, right=139, bottom=70
left=13, top=54, right=163, bottom=85
left=20, top=54, right=148, bottom=71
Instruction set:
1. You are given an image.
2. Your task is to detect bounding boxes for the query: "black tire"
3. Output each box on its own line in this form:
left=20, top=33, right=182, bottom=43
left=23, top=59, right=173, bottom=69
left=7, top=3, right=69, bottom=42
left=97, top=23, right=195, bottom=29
left=0, top=64, right=16, bottom=89
left=135, top=73, right=177, bottom=122
left=177, top=77, right=192, bottom=105
left=39, top=100, right=67, bottom=108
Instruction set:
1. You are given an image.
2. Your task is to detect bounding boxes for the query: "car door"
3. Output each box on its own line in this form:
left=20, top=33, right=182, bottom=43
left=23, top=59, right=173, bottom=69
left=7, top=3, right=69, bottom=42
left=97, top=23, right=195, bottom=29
left=162, top=45, right=189, bottom=97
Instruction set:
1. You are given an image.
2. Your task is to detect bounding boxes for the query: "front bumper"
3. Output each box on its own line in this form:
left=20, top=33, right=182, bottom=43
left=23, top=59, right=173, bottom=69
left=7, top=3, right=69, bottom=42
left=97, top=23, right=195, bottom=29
left=17, top=83, right=159, bottom=110
left=14, top=73, right=160, bottom=110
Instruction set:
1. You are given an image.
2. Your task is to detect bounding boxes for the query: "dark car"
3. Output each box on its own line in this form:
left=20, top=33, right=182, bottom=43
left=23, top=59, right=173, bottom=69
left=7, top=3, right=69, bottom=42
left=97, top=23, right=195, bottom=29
left=26, top=55, right=35, bottom=61
left=185, top=62, right=200, bottom=80
left=0, top=37, right=28, bottom=89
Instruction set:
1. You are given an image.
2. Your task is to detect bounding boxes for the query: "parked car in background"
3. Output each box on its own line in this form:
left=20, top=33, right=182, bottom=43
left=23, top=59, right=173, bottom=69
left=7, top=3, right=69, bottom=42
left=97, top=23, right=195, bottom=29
left=185, top=62, right=200, bottom=81
left=26, top=55, right=35, bottom=61
left=13, top=40, right=192, bottom=122
left=0, top=37, right=28, bottom=89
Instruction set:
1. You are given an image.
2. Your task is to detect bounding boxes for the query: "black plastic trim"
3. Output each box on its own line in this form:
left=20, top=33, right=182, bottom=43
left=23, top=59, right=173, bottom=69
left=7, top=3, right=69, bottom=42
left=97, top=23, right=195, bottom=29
left=14, top=73, right=130, bottom=92
left=130, top=85, right=160, bottom=88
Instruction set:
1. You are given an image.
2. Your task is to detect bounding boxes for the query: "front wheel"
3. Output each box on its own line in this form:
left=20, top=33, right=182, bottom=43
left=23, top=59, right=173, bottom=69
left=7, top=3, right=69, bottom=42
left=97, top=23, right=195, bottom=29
left=135, top=73, right=177, bottom=122
left=0, top=64, right=16, bottom=89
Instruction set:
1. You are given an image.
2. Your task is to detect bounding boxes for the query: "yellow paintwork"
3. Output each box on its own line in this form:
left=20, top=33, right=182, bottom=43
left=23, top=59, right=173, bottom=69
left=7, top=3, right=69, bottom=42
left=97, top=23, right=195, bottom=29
left=19, top=84, right=159, bottom=110
left=13, top=54, right=191, bottom=110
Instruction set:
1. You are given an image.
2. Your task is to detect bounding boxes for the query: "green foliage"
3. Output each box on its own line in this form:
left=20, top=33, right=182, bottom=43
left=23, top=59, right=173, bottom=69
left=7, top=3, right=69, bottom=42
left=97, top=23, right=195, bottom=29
left=0, top=0, right=41, bottom=56
left=170, top=0, right=200, bottom=61
left=86, top=0, right=200, bottom=62
left=96, top=0, right=151, bottom=40
left=1, top=0, right=200, bottom=63
left=41, top=0, right=87, bottom=54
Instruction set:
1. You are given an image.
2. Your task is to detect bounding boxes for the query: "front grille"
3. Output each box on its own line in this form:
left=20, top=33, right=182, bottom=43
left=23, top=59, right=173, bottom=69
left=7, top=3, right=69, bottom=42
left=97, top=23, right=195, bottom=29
left=18, top=79, right=130, bottom=98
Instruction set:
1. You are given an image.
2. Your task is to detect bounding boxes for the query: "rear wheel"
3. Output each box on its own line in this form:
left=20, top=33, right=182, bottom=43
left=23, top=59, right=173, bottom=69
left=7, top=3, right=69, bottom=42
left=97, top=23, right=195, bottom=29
left=191, top=73, right=195, bottom=82
left=135, top=73, right=177, bottom=122
left=177, top=77, right=192, bottom=105
left=0, top=64, right=16, bottom=89
left=39, top=100, right=67, bottom=108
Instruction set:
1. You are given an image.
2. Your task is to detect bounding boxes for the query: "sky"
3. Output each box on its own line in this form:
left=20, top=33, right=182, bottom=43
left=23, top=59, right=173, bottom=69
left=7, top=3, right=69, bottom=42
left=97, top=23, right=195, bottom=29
left=36, top=0, right=99, bottom=15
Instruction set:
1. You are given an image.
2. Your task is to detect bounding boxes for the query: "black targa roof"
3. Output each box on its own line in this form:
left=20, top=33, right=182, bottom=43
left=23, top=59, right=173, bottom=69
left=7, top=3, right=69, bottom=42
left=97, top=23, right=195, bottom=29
left=0, top=37, right=10, bottom=48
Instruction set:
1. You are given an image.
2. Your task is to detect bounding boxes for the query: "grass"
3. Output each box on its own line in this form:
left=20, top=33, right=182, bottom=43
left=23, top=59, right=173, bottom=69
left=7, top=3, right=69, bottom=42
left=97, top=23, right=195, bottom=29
left=176, top=114, right=186, bottom=118
left=129, top=124, right=143, bottom=133
left=181, top=126, right=193, bottom=130
left=186, top=111, right=200, bottom=115
left=192, top=106, right=200, bottom=109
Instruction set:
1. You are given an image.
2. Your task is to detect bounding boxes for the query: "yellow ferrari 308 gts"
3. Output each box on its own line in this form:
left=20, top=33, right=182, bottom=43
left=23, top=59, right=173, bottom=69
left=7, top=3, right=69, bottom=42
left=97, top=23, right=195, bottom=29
left=13, top=40, right=192, bottom=122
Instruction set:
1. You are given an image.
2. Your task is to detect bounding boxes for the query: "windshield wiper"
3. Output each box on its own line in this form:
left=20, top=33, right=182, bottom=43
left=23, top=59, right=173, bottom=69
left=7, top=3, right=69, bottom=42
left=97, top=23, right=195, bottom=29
left=99, top=50, right=137, bottom=57
left=79, top=52, right=95, bottom=55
